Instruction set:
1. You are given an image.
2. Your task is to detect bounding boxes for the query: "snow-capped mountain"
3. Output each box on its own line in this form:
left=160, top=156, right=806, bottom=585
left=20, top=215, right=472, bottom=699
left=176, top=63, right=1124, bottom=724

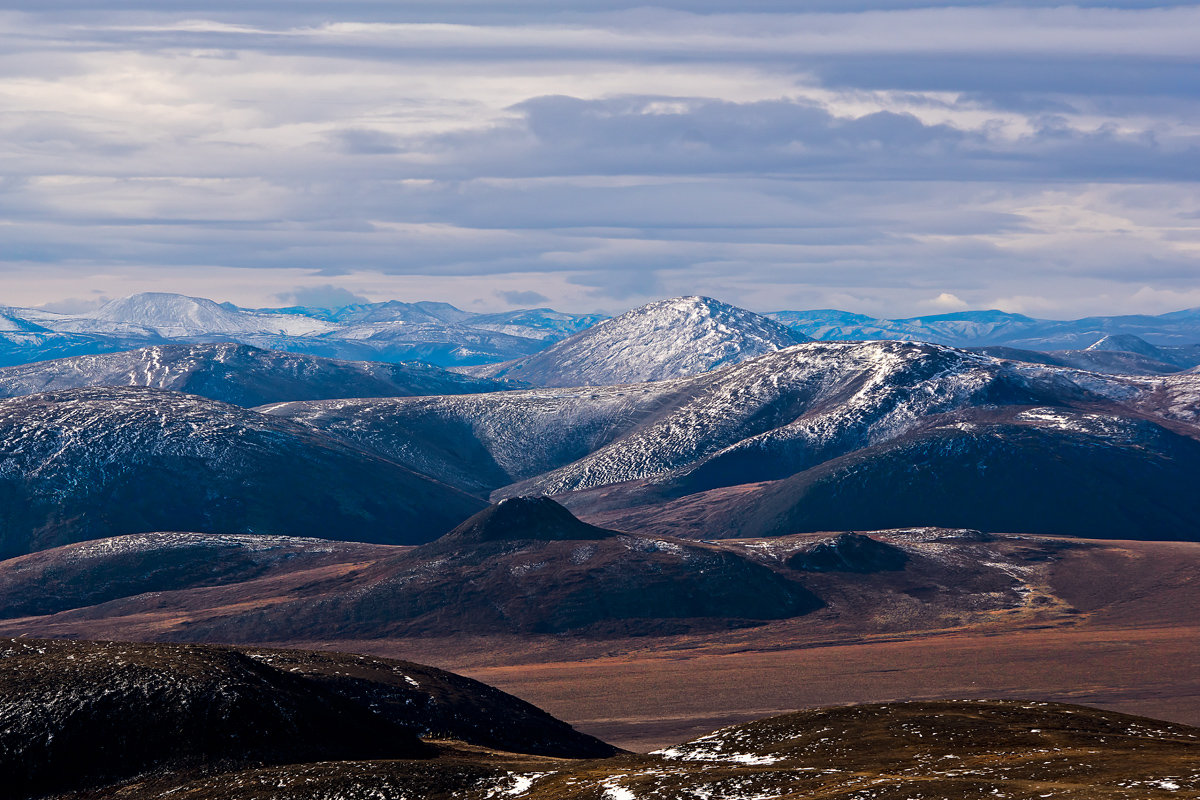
left=267, top=339, right=1200, bottom=538
left=0, top=387, right=485, bottom=557
left=0, top=293, right=604, bottom=368
left=468, top=296, right=810, bottom=386
left=599, top=404, right=1200, bottom=541
left=0, top=343, right=511, bottom=407
left=45, top=292, right=337, bottom=338
left=467, top=308, right=609, bottom=341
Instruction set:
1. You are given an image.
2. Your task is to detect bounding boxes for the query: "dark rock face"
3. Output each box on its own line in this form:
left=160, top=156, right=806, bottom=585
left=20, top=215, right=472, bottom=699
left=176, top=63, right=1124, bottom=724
left=786, top=532, right=909, bottom=573
left=0, top=639, right=616, bottom=799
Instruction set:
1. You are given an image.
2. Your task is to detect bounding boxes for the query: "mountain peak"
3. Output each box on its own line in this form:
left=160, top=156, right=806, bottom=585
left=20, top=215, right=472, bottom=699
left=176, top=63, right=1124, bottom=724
left=88, top=292, right=247, bottom=336
left=470, top=296, right=809, bottom=387
left=428, top=496, right=618, bottom=550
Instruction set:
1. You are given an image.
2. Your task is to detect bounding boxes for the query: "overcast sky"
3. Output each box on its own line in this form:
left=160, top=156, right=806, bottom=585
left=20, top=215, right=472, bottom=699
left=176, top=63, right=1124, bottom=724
left=1, top=2, right=1198, bottom=317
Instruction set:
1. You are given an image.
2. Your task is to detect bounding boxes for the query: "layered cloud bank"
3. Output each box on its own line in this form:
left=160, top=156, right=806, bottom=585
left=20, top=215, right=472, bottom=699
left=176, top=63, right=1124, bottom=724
left=0, top=2, right=1198, bottom=315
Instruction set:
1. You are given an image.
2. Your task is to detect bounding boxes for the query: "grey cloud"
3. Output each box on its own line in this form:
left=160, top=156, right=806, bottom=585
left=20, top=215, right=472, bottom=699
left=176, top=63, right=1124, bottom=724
left=496, top=289, right=549, bottom=305
left=274, top=285, right=370, bottom=308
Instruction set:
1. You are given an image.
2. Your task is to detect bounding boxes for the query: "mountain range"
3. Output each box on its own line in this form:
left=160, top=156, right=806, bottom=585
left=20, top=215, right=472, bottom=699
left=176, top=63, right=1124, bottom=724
left=0, top=342, right=510, bottom=407
left=3, top=291, right=1200, bottom=373
left=0, top=331, right=1195, bottom=558
left=265, top=338, right=1200, bottom=539
left=0, top=292, right=603, bottom=368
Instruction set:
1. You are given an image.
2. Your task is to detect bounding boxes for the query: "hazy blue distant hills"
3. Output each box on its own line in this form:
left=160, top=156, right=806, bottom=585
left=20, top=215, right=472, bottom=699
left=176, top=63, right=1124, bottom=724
left=0, top=343, right=512, bottom=407
left=0, top=293, right=606, bottom=369
left=2, top=292, right=1199, bottom=374
left=767, top=307, right=1200, bottom=350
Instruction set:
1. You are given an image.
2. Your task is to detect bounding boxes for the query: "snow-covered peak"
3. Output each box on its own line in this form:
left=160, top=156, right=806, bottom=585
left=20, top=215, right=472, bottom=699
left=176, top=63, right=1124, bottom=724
left=1084, top=334, right=1164, bottom=359
left=473, top=295, right=809, bottom=386
left=87, top=293, right=245, bottom=334
left=78, top=292, right=337, bottom=337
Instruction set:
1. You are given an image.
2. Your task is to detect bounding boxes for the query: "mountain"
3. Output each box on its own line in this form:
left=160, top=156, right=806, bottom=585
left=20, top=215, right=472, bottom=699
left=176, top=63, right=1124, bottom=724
left=0, top=532, right=385, bottom=619
left=0, top=343, right=511, bottom=407
left=466, top=296, right=810, bottom=386
left=267, top=340, right=1200, bottom=538
left=769, top=306, right=1200, bottom=349
left=175, top=497, right=821, bottom=638
left=0, top=638, right=614, bottom=799
left=0, top=293, right=605, bottom=369
left=49, top=292, right=338, bottom=338
left=0, top=520, right=1071, bottom=642
left=468, top=307, right=609, bottom=340
left=970, top=344, right=1185, bottom=376
left=596, top=406, right=1200, bottom=540
left=0, top=387, right=485, bottom=558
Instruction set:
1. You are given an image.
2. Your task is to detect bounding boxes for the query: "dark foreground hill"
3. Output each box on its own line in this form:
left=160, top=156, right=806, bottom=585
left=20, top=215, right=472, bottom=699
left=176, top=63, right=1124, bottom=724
left=0, top=638, right=615, bottom=799
left=0, top=387, right=485, bottom=558
left=0, top=343, right=512, bottom=407
left=10, top=651, right=1196, bottom=800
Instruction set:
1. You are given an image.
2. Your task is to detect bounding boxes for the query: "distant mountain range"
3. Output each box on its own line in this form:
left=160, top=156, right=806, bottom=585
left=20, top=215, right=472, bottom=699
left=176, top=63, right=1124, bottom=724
left=0, top=343, right=511, bottom=407
left=766, top=307, right=1200, bottom=351
left=2, top=291, right=1198, bottom=372
left=0, top=292, right=604, bottom=368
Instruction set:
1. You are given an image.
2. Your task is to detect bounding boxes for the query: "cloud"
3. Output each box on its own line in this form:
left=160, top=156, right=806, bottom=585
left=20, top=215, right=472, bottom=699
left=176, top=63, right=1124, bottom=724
left=496, top=289, right=549, bottom=305
left=274, top=284, right=370, bottom=309
left=33, top=295, right=111, bottom=314
left=0, top=3, right=1197, bottom=319
left=923, top=292, right=969, bottom=311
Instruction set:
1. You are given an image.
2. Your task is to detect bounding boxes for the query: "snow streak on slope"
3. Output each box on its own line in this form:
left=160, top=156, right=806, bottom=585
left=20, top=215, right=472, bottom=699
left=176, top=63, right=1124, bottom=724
left=471, top=296, right=809, bottom=386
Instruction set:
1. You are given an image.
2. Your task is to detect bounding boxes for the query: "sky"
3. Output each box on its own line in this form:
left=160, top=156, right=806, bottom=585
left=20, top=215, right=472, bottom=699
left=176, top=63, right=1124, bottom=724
left=1, top=1, right=1198, bottom=317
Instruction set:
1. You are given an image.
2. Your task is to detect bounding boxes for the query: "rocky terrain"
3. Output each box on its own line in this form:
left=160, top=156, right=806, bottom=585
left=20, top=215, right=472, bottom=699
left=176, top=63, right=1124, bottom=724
left=0, top=343, right=511, bottom=406
left=4, top=643, right=1196, bottom=800
left=467, top=296, right=809, bottom=386
left=0, top=638, right=614, bottom=799
left=0, top=387, right=485, bottom=558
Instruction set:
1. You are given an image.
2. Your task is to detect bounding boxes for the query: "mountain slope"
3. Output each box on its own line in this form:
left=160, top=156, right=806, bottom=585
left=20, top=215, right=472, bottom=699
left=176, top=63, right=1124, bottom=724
left=0, top=343, right=510, bottom=407
left=469, top=296, right=809, bottom=386
left=592, top=406, right=1200, bottom=540
left=0, top=638, right=614, bottom=799
left=268, top=341, right=1200, bottom=537
left=0, top=387, right=485, bottom=557
left=184, top=498, right=821, bottom=638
